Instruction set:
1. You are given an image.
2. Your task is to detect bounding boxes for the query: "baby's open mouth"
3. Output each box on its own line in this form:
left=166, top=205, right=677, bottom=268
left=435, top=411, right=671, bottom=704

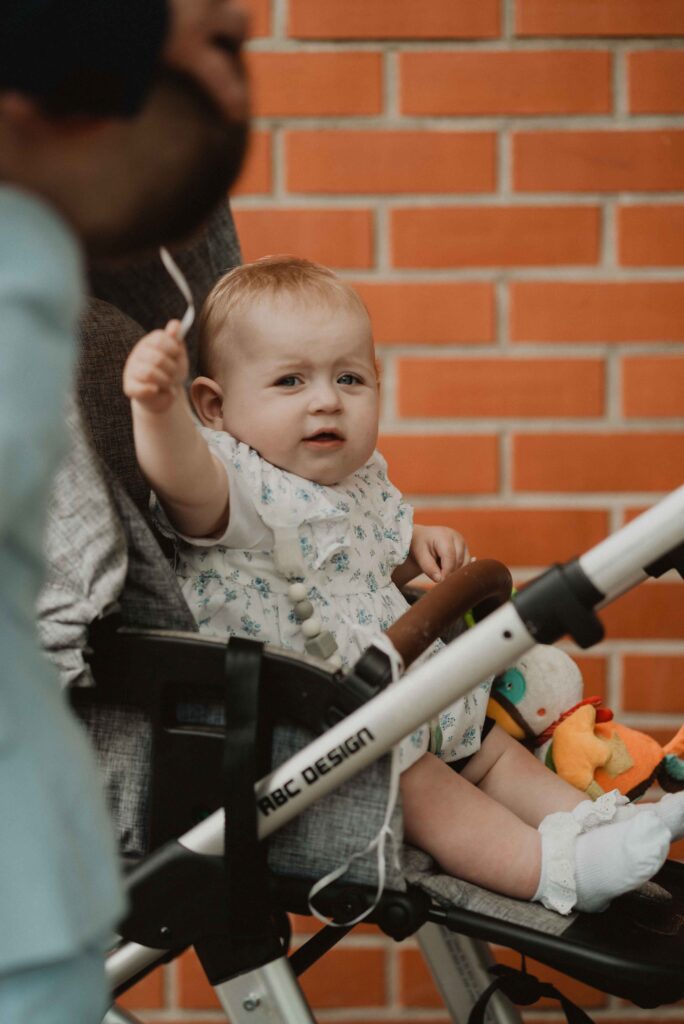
left=304, top=430, right=344, bottom=444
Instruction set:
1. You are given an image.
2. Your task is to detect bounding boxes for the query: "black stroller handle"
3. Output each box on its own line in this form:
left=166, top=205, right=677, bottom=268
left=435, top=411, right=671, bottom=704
left=387, top=559, right=513, bottom=669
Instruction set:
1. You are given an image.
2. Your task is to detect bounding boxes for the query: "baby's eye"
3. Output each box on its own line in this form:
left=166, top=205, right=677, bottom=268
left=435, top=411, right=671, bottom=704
left=337, top=372, right=363, bottom=386
left=275, top=375, right=302, bottom=388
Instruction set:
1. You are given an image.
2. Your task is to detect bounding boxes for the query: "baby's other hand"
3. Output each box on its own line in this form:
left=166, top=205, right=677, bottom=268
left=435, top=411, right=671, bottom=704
left=123, top=320, right=189, bottom=414
left=410, top=524, right=470, bottom=583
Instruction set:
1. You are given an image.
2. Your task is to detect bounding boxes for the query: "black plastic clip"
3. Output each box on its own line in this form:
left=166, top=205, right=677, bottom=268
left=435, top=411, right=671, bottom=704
left=513, top=559, right=604, bottom=649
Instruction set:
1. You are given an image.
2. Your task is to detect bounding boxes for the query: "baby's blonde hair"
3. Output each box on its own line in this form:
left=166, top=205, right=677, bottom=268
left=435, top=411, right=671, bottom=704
left=198, top=255, right=371, bottom=377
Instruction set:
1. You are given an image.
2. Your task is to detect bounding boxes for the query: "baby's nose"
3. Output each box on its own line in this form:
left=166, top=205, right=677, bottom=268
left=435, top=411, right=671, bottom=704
left=310, top=382, right=342, bottom=411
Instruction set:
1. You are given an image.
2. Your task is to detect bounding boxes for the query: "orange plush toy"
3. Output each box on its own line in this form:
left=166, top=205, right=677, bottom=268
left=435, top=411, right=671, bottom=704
left=487, top=645, right=684, bottom=801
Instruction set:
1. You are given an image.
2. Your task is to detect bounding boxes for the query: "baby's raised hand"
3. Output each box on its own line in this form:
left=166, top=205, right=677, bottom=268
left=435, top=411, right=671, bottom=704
left=123, top=320, right=189, bottom=414
left=410, top=524, right=470, bottom=583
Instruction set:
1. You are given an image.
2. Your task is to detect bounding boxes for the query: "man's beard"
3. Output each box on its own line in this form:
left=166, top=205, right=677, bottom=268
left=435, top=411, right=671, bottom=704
left=90, top=69, right=250, bottom=260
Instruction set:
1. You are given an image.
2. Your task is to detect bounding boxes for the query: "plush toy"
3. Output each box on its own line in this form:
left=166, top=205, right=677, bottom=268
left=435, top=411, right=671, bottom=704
left=487, top=645, right=684, bottom=801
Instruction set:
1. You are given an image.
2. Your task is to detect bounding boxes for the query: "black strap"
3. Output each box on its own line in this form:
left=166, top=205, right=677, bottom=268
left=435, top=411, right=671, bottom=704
left=468, top=962, right=595, bottom=1024
left=222, top=637, right=272, bottom=937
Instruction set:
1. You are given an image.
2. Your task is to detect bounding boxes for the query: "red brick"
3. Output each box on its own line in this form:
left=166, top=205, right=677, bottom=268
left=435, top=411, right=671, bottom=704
left=516, top=0, right=684, bottom=37
left=622, top=356, right=684, bottom=418
left=232, top=208, right=373, bottom=268
left=380, top=434, right=499, bottom=495
left=618, top=205, right=684, bottom=266
left=494, top=948, right=607, bottom=1008
left=514, top=131, right=684, bottom=192
left=574, top=656, right=608, bottom=703
left=243, top=0, right=270, bottom=37
left=413, top=507, right=609, bottom=567
left=288, top=0, right=500, bottom=40
left=513, top=433, right=684, bottom=493
left=299, top=947, right=386, bottom=1008
left=398, top=947, right=444, bottom=1007
left=117, top=966, right=165, bottom=1010
left=286, top=131, right=496, bottom=194
left=289, top=913, right=378, bottom=936
left=232, top=130, right=271, bottom=196
left=623, top=656, right=684, bottom=713
left=353, top=282, right=495, bottom=344
left=400, top=51, right=611, bottom=116
left=602, top=582, right=684, bottom=640
left=397, top=358, right=604, bottom=418
left=510, top=281, right=684, bottom=342
left=177, top=949, right=220, bottom=1009
left=671, top=838, right=684, bottom=861
left=628, top=51, right=684, bottom=113
left=248, top=52, right=382, bottom=116
left=391, top=206, right=599, bottom=268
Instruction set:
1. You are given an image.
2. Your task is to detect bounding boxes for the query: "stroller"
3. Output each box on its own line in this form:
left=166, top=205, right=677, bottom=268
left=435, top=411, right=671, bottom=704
left=39, top=203, right=684, bottom=1023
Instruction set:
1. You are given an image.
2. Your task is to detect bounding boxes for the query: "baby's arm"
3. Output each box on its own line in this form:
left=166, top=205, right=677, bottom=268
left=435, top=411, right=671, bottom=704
left=123, top=320, right=229, bottom=537
left=392, top=524, right=470, bottom=588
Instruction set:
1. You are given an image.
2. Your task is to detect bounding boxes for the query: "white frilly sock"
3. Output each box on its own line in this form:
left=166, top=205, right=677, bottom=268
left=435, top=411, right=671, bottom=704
left=534, top=809, right=670, bottom=914
left=613, top=791, right=684, bottom=842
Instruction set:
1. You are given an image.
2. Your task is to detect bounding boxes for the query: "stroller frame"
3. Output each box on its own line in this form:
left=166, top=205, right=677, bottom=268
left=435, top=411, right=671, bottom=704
left=101, top=485, right=684, bottom=1023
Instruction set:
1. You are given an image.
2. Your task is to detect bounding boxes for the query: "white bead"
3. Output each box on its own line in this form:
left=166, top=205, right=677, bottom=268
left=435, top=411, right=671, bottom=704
left=288, top=582, right=307, bottom=602
left=301, top=615, right=321, bottom=638
left=327, top=654, right=343, bottom=671
left=294, top=599, right=314, bottom=621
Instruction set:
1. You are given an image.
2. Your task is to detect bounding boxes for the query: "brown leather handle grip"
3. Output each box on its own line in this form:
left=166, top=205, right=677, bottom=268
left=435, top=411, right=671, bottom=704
left=386, top=559, right=513, bottom=669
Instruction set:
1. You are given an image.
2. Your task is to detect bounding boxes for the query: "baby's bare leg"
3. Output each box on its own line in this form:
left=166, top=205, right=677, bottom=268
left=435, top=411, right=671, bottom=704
left=401, top=727, right=670, bottom=912
left=401, top=752, right=542, bottom=899
left=460, top=723, right=584, bottom=826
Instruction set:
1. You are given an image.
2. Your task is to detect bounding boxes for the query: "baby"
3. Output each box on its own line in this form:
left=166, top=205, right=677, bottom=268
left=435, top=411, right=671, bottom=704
left=124, top=255, right=684, bottom=915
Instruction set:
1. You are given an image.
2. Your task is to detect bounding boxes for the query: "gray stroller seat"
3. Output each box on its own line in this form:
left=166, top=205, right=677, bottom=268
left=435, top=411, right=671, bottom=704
left=38, top=203, right=684, bottom=1023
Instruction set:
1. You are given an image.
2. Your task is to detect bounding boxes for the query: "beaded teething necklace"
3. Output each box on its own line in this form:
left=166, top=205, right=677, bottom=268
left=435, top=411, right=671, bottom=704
left=287, top=581, right=342, bottom=669
left=272, top=526, right=342, bottom=671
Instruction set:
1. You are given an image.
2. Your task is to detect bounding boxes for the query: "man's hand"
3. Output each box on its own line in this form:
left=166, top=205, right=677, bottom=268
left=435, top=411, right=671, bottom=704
left=409, top=524, right=470, bottom=583
left=165, top=0, right=249, bottom=123
left=123, top=320, right=189, bottom=414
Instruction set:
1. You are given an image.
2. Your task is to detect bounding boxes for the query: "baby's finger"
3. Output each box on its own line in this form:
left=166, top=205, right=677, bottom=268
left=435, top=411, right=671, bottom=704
left=415, top=539, right=443, bottom=582
left=130, top=360, right=179, bottom=390
left=433, top=534, right=458, bottom=578
left=165, top=319, right=184, bottom=343
left=453, top=535, right=470, bottom=568
left=124, top=380, right=161, bottom=401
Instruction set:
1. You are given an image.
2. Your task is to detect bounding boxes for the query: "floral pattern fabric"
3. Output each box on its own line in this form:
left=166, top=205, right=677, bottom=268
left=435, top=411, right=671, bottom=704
left=152, top=427, right=492, bottom=765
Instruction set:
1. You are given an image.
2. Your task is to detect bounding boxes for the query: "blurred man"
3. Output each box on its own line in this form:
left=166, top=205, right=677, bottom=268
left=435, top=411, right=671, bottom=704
left=0, top=3, right=249, bottom=1020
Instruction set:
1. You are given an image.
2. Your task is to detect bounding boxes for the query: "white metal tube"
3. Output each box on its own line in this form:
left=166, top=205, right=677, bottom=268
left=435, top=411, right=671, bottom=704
left=580, top=484, right=684, bottom=602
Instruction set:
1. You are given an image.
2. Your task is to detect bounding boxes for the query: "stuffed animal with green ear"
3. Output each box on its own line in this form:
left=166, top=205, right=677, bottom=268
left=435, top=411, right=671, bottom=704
left=487, top=645, right=684, bottom=801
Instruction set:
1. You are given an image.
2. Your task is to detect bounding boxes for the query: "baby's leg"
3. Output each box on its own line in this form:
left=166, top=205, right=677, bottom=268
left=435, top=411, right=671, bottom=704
left=460, top=725, right=670, bottom=911
left=402, top=734, right=670, bottom=913
left=401, top=752, right=542, bottom=899
left=459, top=723, right=586, bottom=825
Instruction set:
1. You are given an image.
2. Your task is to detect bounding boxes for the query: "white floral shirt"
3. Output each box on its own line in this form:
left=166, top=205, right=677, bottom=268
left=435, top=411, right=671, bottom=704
left=153, top=427, right=491, bottom=765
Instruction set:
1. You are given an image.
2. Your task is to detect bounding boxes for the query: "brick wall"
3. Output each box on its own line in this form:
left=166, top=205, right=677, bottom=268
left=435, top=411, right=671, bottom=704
left=122, top=1, right=684, bottom=1019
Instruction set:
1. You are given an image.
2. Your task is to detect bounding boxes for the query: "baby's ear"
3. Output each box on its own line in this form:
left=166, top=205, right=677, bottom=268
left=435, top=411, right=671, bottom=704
left=190, top=376, right=225, bottom=429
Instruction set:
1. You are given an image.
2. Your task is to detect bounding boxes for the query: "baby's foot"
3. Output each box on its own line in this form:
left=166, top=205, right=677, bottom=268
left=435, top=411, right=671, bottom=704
left=534, top=811, right=670, bottom=914
left=615, top=791, right=684, bottom=842
left=574, top=812, right=670, bottom=912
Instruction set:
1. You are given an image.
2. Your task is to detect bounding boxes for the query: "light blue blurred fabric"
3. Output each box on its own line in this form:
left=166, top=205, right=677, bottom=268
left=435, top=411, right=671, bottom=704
left=0, top=936, right=110, bottom=1024
left=0, top=187, right=124, bottom=975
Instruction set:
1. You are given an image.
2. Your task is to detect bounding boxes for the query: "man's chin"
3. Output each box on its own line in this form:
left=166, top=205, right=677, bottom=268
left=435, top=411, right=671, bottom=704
left=87, top=71, right=250, bottom=259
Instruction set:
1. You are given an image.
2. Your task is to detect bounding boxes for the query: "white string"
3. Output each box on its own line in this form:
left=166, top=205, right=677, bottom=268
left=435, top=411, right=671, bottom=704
left=159, top=246, right=196, bottom=339
left=307, top=633, right=404, bottom=927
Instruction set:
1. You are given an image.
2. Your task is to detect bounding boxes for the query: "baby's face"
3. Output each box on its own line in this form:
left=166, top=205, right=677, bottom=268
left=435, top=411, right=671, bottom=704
left=214, top=293, right=379, bottom=484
